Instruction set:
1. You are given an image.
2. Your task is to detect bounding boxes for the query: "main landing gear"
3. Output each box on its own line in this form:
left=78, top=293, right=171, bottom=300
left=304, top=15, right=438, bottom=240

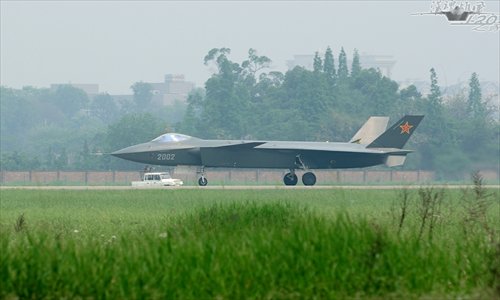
left=283, top=171, right=298, bottom=186
left=283, top=155, right=317, bottom=186
left=283, top=170, right=317, bottom=186
left=302, top=172, right=316, bottom=186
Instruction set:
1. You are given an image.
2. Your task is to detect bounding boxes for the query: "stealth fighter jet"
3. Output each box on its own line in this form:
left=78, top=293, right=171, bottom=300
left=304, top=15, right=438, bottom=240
left=414, top=6, right=480, bottom=22
left=112, top=115, right=423, bottom=186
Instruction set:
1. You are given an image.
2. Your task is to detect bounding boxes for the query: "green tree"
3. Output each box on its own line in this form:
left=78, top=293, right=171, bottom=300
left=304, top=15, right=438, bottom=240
left=428, top=68, right=442, bottom=107
left=50, top=85, right=89, bottom=117
left=203, top=48, right=236, bottom=75
left=397, top=85, right=422, bottom=116
left=241, top=49, right=273, bottom=132
left=459, top=73, right=495, bottom=164
left=420, top=68, right=445, bottom=141
left=241, top=48, right=271, bottom=81
left=337, top=47, right=349, bottom=81
left=54, top=148, right=68, bottom=170
left=349, top=68, right=399, bottom=116
left=0, top=87, right=39, bottom=151
left=0, top=151, right=41, bottom=171
left=106, top=113, right=164, bottom=150
left=131, top=82, right=153, bottom=111
left=323, top=46, right=336, bottom=83
left=278, top=66, right=328, bottom=138
left=91, top=93, right=119, bottom=122
left=351, top=49, right=361, bottom=78
left=400, top=85, right=422, bottom=102
left=202, top=48, right=245, bottom=138
left=425, top=68, right=445, bottom=139
left=416, top=68, right=453, bottom=174
left=178, top=88, right=205, bottom=136
left=75, top=140, right=103, bottom=171
left=313, top=52, right=323, bottom=73
left=467, top=72, right=485, bottom=119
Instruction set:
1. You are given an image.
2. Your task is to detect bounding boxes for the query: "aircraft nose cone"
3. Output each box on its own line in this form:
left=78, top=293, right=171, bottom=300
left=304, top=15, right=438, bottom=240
left=111, top=147, right=133, bottom=159
left=111, top=148, right=126, bottom=157
left=111, top=144, right=147, bottom=161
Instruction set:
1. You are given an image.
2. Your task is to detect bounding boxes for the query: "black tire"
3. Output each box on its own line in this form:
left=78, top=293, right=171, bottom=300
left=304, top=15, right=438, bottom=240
left=283, top=173, right=298, bottom=186
left=198, top=177, right=208, bottom=186
left=302, top=172, right=316, bottom=186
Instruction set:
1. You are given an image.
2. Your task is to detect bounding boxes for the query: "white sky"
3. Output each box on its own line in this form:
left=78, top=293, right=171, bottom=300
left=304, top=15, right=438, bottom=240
left=1, top=1, right=499, bottom=94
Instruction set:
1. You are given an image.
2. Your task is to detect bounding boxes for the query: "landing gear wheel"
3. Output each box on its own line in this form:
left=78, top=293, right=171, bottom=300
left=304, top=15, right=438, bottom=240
left=198, top=177, right=208, bottom=186
left=302, top=172, right=317, bottom=186
left=283, top=172, right=298, bottom=186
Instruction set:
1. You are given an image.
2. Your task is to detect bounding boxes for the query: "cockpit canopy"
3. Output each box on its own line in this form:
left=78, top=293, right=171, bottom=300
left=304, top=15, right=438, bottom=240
left=151, top=133, right=191, bottom=143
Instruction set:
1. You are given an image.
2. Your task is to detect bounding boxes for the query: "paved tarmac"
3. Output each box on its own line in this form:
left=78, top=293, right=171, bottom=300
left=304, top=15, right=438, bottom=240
left=1, top=185, right=499, bottom=190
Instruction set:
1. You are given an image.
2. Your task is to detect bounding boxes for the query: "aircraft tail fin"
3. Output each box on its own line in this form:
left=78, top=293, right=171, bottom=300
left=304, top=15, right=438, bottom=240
left=349, top=116, right=389, bottom=145
left=366, top=115, right=424, bottom=149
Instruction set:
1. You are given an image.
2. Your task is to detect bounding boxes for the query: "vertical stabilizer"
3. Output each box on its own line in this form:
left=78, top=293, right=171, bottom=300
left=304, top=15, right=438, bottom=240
left=350, top=116, right=389, bottom=145
left=366, top=115, right=424, bottom=149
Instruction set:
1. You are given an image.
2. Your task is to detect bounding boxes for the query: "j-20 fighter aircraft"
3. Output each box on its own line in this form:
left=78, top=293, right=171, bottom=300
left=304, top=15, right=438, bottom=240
left=112, top=115, right=423, bottom=186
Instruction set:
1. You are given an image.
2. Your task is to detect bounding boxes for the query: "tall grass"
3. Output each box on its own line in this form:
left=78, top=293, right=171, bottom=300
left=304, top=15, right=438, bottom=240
left=0, top=188, right=499, bottom=298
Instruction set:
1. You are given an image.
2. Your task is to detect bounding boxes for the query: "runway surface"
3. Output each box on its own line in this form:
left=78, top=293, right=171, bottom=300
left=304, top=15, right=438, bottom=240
left=1, top=185, right=499, bottom=190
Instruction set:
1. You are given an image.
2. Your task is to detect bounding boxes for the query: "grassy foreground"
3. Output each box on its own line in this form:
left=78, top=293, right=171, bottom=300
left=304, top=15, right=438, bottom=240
left=1, top=187, right=499, bottom=299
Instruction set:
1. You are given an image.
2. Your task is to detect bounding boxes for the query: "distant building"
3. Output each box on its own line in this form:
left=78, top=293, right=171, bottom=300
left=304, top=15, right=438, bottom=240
left=149, top=74, right=195, bottom=106
left=286, top=53, right=397, bottom=78
left=357, top=54, right=396, bottom=78
left=50, top=83, right=99, bottom=96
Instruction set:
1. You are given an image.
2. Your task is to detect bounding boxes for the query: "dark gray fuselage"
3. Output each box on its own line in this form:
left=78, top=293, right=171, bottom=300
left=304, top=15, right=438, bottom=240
left=112, top=137, right=389, bottom=170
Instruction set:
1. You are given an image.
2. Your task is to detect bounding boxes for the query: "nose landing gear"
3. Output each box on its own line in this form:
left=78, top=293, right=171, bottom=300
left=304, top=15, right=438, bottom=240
left=197, top=166, right=208, bottom=186
left=198, top=176, right=208, bottom=186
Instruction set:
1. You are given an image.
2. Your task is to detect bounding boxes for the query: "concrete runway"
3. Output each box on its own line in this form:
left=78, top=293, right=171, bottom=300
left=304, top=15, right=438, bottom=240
left=1, top=185, right=499, bottom=190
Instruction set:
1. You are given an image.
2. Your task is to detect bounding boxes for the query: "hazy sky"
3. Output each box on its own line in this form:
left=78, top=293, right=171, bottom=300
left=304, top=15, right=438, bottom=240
left=1, top=1, right=499, bottom=94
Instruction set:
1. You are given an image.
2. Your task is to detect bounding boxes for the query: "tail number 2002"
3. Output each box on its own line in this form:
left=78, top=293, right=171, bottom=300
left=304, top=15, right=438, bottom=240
left=157, top=153, right=175, bottom=161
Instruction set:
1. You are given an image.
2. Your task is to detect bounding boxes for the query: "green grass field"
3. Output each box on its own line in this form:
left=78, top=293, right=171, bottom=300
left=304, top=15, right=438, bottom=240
left=1, top=187, right=499, bottom=299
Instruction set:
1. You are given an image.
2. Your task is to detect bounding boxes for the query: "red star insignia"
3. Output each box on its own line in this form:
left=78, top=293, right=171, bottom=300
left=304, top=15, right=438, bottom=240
left=400, top=122, right=413, bottom=134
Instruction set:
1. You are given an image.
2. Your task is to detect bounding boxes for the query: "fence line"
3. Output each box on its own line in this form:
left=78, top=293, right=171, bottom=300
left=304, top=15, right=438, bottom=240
left=1, top=169, right=497, bottom=185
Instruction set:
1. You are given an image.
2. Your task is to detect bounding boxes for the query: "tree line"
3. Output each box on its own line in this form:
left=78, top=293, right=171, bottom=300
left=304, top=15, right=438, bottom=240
left=1, top=47, right=498, bottom=179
